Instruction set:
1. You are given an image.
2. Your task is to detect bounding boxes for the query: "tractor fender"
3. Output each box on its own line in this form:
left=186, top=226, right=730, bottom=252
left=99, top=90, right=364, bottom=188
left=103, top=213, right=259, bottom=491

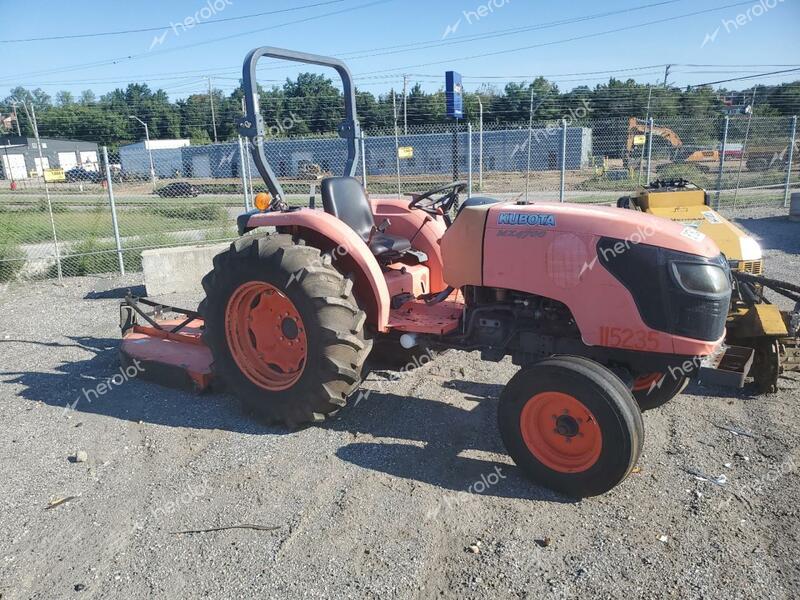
left=244, top=209, right=391, bottom=332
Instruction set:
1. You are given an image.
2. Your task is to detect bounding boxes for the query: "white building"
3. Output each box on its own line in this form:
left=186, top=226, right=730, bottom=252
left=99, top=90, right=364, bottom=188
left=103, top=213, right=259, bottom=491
left=119, top=139, right=190, bottom=178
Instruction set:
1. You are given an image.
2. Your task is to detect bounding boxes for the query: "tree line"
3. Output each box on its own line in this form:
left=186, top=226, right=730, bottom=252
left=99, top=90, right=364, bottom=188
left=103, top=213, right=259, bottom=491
left=3, top=76, right=799, bottom=148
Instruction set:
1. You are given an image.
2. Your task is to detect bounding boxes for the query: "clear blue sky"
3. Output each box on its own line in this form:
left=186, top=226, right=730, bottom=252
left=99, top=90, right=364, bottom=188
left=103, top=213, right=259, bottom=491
left=1, top=0, right=799, bottom=100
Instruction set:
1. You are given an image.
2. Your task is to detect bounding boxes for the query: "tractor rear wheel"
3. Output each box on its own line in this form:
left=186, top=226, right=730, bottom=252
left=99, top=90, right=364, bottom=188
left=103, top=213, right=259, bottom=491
left=631, top=372, right=689, bottom=411
left=498, top=356, right=644, bottom=497
left=200, top=233, right=372, bottom=426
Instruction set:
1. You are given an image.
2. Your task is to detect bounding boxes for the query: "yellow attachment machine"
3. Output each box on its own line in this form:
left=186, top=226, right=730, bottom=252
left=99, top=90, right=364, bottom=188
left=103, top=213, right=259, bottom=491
left=618, top=179, right=800, bottom=392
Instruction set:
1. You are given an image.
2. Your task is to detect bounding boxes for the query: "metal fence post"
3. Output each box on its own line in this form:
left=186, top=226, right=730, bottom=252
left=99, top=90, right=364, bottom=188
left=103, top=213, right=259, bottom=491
left=102, top=146, right=125, bottom=276
left=238, top=136, right=250, bottom=211
left=524, top=88, right=534, bottom=202
left=645, top=117, right=654, bottom=186
left=393, top=92, right=401, bottom=198
left=25, top=102, right=63, bottom=282
left=360, top=133, right=368, bottom=188
left=242, top=136, right=255, bottom=202
left=784, top=115, right=797, bottom=208
left=478, top=101, right=484, bottom=191
left=714, top=116, right=729, bottom=210
left=467, top=122, right=473, bottom=198
left=559, top=118, right=567, bottom=202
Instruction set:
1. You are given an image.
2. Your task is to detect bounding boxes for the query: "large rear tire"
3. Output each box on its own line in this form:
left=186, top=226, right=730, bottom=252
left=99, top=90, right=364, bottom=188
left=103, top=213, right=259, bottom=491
left=200, top=233, right=372, bottom=426
left=498, top=356, right=644, bottom=497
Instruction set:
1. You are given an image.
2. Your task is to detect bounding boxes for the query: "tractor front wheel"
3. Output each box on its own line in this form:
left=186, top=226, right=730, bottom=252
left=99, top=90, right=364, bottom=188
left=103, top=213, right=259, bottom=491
left=200, top=233, right=372, bottom=426
left=498, top=356, right=644, bottom=497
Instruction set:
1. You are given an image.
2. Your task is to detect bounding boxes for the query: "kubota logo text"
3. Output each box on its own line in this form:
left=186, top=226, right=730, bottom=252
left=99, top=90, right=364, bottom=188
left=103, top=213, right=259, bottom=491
left=497, top=213, right=556, bottom=227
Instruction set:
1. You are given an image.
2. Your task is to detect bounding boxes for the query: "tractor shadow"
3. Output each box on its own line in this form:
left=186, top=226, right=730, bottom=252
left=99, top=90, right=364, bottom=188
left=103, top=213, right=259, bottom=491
left=1, top=337, right=573, bottom=502
left=328, top=380, right=576, bottom=503
left=734, top=215, right=800, bottom=255
left=0, top=336, right=271, bottom=436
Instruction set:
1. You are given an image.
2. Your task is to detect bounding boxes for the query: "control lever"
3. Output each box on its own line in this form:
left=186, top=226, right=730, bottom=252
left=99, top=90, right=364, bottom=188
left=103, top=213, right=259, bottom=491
left=368, top=218, right=391, bottom=244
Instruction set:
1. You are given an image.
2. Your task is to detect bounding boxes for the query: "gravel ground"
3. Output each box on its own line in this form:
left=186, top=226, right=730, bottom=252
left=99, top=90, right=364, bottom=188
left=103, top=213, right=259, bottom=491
left=0, top=207, right=798, bottom=599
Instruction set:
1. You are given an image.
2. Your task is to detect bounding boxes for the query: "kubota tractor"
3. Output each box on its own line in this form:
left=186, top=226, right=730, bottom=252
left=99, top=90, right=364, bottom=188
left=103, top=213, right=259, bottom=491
left=120, top=48, right=754, bottom=497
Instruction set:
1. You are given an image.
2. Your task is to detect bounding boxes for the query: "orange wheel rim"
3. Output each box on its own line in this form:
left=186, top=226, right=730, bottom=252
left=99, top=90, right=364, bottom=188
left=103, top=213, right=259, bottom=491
left=225, top=281, right=307, bottom=391
left=633, top=373, right=663, bottom=392
left=520, top=392, right=602, bottom=473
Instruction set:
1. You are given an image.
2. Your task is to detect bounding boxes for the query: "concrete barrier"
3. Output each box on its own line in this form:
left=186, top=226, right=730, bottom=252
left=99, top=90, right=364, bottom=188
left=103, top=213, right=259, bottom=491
left=790, top=192, right=800, bottom=222
left=142, top=243, right=228, bottom=297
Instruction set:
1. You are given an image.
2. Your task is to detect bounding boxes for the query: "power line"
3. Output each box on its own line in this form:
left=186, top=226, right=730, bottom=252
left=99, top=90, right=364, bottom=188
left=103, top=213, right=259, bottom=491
left=688, top=68, right=800, bottom=88
left=0, top=0, right=396, bottom=83
left=330, top=0, right=690, bottom=61
left=354, top=1, right=762, bottom=76
left=0, top=0, right=349, bottom=43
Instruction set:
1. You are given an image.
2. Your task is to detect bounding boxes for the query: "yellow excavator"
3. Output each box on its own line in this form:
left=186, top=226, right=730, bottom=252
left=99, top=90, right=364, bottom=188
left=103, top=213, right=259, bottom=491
left=618, top=179, right=800, bottom=392
left=624, top=117, right=721, bottom=172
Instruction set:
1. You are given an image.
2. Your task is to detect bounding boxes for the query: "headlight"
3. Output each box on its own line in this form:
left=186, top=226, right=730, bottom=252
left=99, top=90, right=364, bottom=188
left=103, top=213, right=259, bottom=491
left=671, top=262, right=730, bottom=296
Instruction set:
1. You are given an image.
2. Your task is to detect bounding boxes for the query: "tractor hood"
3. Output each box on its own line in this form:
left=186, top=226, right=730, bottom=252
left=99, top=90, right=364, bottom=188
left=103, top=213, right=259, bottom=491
left=485, top=201, right=722, bottom=258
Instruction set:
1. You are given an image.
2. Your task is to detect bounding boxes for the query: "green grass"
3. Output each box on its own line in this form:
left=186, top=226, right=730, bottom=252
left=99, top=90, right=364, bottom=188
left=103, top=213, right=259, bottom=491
left=147, top=204, right=226, bottom=221
left=50, top=232, right=184, bottom=278
left=0, top=207, right=230, bottom=245
left=52, top=238, right=120, bottom=278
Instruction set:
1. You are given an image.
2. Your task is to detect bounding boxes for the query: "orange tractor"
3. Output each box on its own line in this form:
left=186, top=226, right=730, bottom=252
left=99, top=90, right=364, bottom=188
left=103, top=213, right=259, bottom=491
left=120, top=48, right=753, bottom=496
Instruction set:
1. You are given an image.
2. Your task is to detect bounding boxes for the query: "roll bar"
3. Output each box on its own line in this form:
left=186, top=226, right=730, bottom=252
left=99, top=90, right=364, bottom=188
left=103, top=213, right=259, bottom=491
left=237, top=47, right=361, bottom=209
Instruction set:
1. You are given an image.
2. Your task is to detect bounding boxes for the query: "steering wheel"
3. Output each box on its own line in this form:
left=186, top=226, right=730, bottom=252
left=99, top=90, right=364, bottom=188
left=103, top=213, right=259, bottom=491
left=408, top=181, right=467, bottom=217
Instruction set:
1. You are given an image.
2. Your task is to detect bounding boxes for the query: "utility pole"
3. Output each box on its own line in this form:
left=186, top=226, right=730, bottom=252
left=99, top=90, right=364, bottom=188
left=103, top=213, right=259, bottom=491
left=10, top=101, right=21, bottom=135
left=208, top=76, right=218, bottom=143
left=733, top=87, right=758, bottom=211
left=525, top=86, right=535, bottom=202
left=638, top=86, right=653, bottom=185
left=392, top=90, right=401, bottom=198
left=129, top=115, right=156, bottom=191
left=663, top=64, right=671, bottom=88
left=20, top=100, right=62, bottom=282
left=402, top=74, right=408, bottom=135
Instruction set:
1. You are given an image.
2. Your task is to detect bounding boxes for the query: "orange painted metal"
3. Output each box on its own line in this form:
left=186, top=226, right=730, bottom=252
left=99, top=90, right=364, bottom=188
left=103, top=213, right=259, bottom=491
left=120, top=319, right=213, bottom=391
left=388, top=290, right=464, bottom=335
left=245, top=209, right=391, bottom=331
left=519, top=392, right=603, bottom=474
left=481, top=201, right=726, bottom=357
left=371, top=197, right=448, bottom=292
left=225, top=281, right=307, bottom=391
left=384, top=263, right=431, bottom=298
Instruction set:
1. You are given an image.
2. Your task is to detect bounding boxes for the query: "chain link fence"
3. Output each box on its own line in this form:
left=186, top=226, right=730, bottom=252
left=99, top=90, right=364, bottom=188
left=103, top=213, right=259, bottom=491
left=0, top=115, right=797, bottom=283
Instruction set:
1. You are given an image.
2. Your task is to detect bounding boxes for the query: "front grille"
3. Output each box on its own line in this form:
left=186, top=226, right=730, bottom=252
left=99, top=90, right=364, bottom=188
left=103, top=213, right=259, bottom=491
left=597, top=239, right=731, bottom=343
left=741, top=260, right=763, bottom=275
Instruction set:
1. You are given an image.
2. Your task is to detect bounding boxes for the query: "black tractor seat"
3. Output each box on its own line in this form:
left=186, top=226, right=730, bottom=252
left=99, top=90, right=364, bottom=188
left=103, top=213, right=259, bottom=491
left=321, top=176, right=411, bottom=262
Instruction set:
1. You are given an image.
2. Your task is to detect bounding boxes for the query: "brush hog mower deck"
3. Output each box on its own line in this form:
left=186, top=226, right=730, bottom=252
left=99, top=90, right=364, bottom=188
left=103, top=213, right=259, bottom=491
left=120, top=47, right=755, bottom=497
